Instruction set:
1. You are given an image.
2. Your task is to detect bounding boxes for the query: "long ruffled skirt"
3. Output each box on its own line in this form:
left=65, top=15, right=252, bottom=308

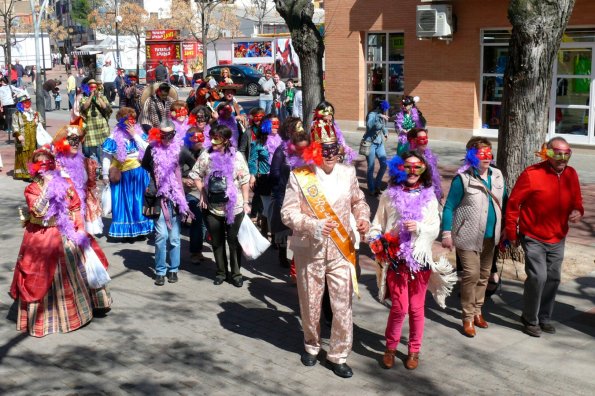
left=14, top=148, right=33, bottom=180
left=17, top=239, right=112, bottom=337
left=108, top=166, right=154, bottom=238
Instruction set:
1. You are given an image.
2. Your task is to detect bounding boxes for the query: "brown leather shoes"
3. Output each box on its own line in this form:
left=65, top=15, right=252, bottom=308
left=405, top=352, right=419, bottom=370
left=474, top=314, right=489, bottom=329
left=463, top=320, right=476, bottom=337
left=382, top=349, right=396, bottom=369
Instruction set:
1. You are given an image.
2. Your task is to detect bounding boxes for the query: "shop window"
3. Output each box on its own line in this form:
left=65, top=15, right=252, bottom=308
left=366, top=32, right=404, bottom=116
left=480, top=30, right=511, bottom=129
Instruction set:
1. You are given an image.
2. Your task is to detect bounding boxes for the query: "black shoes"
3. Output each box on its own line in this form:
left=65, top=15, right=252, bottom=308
left=232, top=277, right=243, bottom=288
left=300, top=352, right=317, bottom=367
left=154, top=275, right=165, bottom=286
left=167, top=272, right=178, bottom=283
left=521, top=315, right=542, bottom=337
left=540, top=322, right=556, bottom=334
left=327, top=362, right=353, bottom=378
left=214, top=277, right=225, bottom=285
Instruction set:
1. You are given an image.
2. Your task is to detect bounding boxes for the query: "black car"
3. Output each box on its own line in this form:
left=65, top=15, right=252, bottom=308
left=193, top=65, right=263, bottom=96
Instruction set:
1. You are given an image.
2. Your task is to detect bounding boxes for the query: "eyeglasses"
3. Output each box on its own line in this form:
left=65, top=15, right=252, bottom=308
left=547, top=149, right=572, bottom=161
left=403, top=163, right=426, bottom=175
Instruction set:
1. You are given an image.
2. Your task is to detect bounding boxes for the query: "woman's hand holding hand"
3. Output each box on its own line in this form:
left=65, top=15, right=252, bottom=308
left=322, top=220, right=338, bottom=237
left=403, top=220, right=417, bottom=233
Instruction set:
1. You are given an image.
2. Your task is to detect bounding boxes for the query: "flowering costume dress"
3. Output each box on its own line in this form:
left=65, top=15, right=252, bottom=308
left=395, top=107, right=424, bottom=155
left=10, top=172, right=112, bottom=337
left=12, top=109, right=43, bottom=180
left=101, top=122, right=153, bottom=238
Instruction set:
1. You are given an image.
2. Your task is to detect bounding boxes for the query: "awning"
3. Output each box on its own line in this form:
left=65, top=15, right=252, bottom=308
left=71, top=50, right=102, bottom=55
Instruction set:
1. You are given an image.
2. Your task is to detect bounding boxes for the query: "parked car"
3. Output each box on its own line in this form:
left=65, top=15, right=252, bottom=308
left=193, top=65, right=263, bottom=96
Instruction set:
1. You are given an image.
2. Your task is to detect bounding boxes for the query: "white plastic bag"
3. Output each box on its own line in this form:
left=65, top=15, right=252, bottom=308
left=238, top=214, right=270, bottom=260
left=83, top=246, right=111, bottom=289
left=101, top=184, right=111, bottom=216
left=36, top=123, right=53, bottom=146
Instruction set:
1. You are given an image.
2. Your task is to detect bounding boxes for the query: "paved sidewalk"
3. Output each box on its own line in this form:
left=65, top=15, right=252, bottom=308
left=0, top=171, right=594, bottom=395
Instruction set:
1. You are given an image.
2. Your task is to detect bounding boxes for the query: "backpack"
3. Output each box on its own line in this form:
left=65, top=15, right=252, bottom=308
left=207, top=171, right=228, bottom=204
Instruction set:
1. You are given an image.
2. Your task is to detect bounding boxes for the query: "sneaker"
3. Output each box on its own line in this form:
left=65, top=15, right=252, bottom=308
left=167, top=272, right=178, bottom=283
left=539, top=322, right=556, bottom=334
left=154, top=275, right=165, bottom=286
left=520, top=316, right=541, bottom=337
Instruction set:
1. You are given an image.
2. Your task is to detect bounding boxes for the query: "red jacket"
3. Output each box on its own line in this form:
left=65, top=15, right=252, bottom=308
left=505, top=161, right=584, bottom=244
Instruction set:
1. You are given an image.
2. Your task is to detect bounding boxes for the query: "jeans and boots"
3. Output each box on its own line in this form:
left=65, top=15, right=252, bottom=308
left=154, top=201, right=182, bottom=285
left=366, top=141, right=387, bottom=194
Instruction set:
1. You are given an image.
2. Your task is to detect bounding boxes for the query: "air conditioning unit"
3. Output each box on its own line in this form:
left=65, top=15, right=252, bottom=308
left=416, top=4, right=453, bottom=38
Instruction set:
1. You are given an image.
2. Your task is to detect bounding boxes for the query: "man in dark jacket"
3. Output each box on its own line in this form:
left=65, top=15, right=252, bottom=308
left=42, top=79, right=61, bottom=111
left=155, top=61, right=169, bottom=83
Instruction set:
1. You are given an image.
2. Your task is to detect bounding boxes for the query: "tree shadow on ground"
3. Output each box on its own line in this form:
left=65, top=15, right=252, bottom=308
left=113, top=248, right=156, bottom=279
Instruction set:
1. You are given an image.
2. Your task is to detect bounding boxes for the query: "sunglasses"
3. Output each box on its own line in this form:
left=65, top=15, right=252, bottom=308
left=403, top=162, right=426, bottom=175
left=476, top=147, right=493, bottom=161
left=547, top=149, right=572, bottom=161
left=67, top=135, right=81, bottom=147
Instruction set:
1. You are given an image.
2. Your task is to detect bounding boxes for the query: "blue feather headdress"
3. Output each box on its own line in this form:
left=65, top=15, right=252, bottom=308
left=117, top=116, right=128, bottom=130
left=388, top=155, right=407, bottom=184
left=457, top=147, right=480, bottom=174
left=81, top=83, right=91, bottom=96
left=260, top=118, right=272, bottom=135
left=380, top=100, right=390, bottom=112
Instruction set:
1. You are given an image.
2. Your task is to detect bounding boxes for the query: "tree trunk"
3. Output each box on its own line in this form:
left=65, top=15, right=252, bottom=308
left=275, top=0, right=324, bottom=127
left=497, top=0, right=576, bottom=190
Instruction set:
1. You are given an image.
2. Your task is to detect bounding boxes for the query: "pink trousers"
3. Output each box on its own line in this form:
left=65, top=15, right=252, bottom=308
left=385, top=268, right=431, bottom=353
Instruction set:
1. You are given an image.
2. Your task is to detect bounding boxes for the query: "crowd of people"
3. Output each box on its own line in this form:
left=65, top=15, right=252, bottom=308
left=7, top=72, right=585, bottom=381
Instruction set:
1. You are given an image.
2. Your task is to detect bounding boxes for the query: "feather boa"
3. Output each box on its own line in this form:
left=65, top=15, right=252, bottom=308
left=151, top=141, right=190, bottom=216
left=265, top=134, right=282, bottom=164
left=43, top=171, right=89, bottom=248
left=112, top=122, right=146, bottom=163
left=423, top=148, right=443, bottom=200
left=385, top=185, right=435, bottom=272
left=395, top=107, right=421, bottom=132
left=457, top=147, right=480, bottom=174
left=282, top=141, right=307, bottom=169
left=216, top=116, right=239, bottom=148
left=205, top=147, right=238, bottom=224
left=202, top=124, right=212, bottom=148
left=332, top=121, right=356, bottom=164
left=172, top=117, right=192, bottom=147
left=56, top=151, right=87, bottom=216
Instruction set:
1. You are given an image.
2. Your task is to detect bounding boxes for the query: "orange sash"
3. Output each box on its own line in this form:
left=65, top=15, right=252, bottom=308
left=293, top=166, right=359, bottom=297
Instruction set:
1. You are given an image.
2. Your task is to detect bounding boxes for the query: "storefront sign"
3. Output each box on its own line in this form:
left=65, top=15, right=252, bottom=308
left=146, top=43, right=181, bottom=60
left=147, top=30, right=180, bottom=41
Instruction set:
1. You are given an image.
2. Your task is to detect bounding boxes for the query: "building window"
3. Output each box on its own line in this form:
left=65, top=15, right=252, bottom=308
left=365, top=32, right=404, bottom=116
left=480, top=30, right=511, bottom=131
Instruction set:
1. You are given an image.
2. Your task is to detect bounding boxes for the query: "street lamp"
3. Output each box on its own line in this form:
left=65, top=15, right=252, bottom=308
left=98, top=2, right=121, bottom=68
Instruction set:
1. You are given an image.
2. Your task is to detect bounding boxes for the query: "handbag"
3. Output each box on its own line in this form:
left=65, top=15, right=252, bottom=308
left=108, top=166, right=122, bottom=184
left=207, top=171, right=229, bottom=204
left=142, top=179, right=161, bottom=219
left=359, top=138, right=372, bottom=156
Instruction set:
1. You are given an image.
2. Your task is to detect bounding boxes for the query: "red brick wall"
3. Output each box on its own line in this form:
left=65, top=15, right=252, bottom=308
left=325, top=0, right=595, bottom=131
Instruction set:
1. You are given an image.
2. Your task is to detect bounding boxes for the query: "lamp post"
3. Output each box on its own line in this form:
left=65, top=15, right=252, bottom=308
left=99, top=4, right=121, bottom=68
left=30, top=0, right=50, bottom=119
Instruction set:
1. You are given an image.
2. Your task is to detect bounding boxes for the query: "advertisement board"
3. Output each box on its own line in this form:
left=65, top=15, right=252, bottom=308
left=275, top=38, right=300, bottom=80
left=146, top=43, right=181, bottom=60
left=232, top=40, right=274, bottom=65
left=146, top=30, right=180, bottom=41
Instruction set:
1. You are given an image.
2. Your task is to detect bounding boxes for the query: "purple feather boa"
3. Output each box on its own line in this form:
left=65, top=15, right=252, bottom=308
left=172, top=118, right=192, bottom=147
left=216, top=116, right=239, bottom=148
left=265, top=134, right=282, bottom=164
left=282, top=141, right=307, bottom=169
left=422, top=148, right=442, bottom=200
left=151, top=140, right=190, bottom=216
left=112, top=123, right=146, bottom=163
left=205, top=147, right=238, bottom=224
left=332, top=121, right=357, bottom=165
left=386, top=185, right=435, bottom=272
left=395, top=107, right=422, bottom=132
left=43, top=171, right=90, bottom=248
left=56, top=151, right=87, bottom=216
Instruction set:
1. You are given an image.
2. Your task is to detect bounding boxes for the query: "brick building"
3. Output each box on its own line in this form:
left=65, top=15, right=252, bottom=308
left=324, top=0, right=595, bottom=147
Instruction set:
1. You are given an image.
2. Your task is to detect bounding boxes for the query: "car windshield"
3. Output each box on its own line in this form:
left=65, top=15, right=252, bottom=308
left=237, top=66, right=262, bottom=77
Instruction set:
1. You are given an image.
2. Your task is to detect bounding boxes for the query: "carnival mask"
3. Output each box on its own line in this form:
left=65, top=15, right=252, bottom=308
left=271, top=118, right=280, bottom=132
left=189, top=132, right=205, bottom=143
left=173, top=107, right=188, bottom=118
left=218, top=105, right=232, bottom=117
left=195, top=113, right=207, bottom=123
left=88, top=84, right=97, bottom=92
left=403, top=160, right=426, bottom=175
left=160, top=131, right=176, bottom=141
left=415, top=135, right=428, bottom=146
left=23, top=100, right=32, bottom=110
left=210, top=136, right=226, bottom=146
left=322, top=142, right=340, bottom=159
left=127, top=116, right=136, bottom=125
left=252, top=113, right=264, bottom=123
left=476, top=146, right=493, bottom=161
left=546, top=148, right=572, bottom=161
left=67, top=135, right=81, bottom=148
left=36, top=159, right=56, bottom=173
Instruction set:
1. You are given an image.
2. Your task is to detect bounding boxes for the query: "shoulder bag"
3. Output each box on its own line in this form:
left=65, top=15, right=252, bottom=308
left=142, top=179, right=161, bottom=219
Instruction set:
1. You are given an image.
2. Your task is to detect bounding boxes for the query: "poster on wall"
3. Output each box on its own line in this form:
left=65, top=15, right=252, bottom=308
left=275, top=38, right=300, bottom=81
left=232, top=40, right=274, bottom=65
left=245, top=63, right=274, bottom=74
left=146, top=43, right=181, bottom=60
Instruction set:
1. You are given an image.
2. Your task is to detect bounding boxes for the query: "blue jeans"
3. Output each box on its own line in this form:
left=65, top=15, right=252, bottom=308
left=186, top=193, right=206, bottom=253
left=259, top=99, right=273, bottom=114
left=68, top=91, right=75, bottom=110
left=366, top=141, right=387, bottom=192
left=154, top=201, right=181, bottom=276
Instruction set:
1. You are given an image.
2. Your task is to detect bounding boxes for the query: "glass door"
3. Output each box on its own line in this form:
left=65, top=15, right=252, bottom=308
left=549, top=43, right=595, bottom=145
